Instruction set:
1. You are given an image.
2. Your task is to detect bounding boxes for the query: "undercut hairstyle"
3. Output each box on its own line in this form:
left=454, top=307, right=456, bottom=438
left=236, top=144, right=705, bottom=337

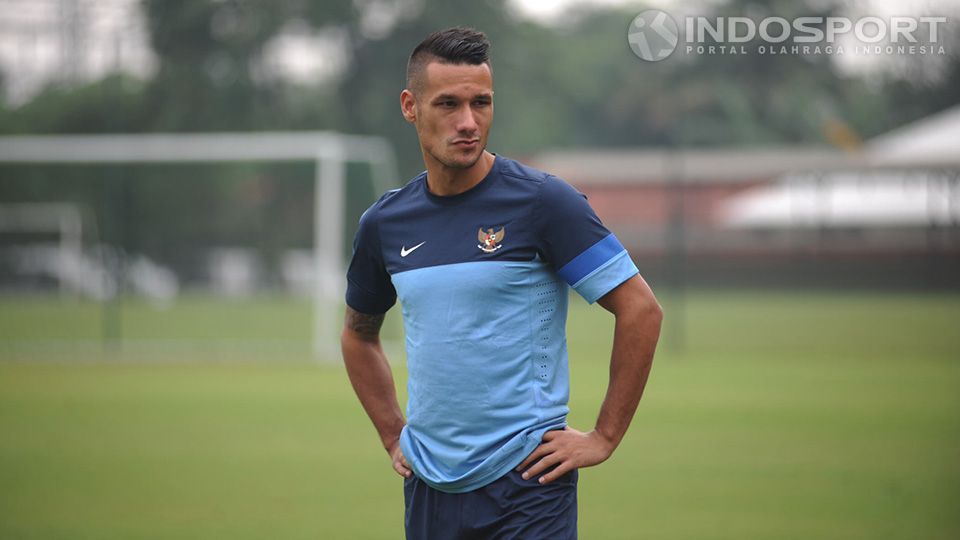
left=406, top=27, right=491, bottom=95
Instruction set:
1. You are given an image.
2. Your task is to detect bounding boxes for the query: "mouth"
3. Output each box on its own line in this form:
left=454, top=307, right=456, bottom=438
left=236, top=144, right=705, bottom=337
left=451, top=139, right=480, bottom=149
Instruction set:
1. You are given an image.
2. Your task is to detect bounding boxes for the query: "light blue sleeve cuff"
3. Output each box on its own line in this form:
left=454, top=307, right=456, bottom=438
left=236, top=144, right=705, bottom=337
left=571, top=250, right=639, bottom=304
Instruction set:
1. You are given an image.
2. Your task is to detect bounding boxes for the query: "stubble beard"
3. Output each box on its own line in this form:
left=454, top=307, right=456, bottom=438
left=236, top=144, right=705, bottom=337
left=428, top=143, right=485, bottom=171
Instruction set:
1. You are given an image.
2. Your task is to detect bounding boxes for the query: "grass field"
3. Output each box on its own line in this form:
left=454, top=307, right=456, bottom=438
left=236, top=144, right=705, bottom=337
left=1, top=290, right=959, bottom=539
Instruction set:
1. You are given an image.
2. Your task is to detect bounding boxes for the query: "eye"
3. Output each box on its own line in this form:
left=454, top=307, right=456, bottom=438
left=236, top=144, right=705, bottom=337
left=438, top=100, right=456, bottom=108
left=473, top=99, right=490, bottom=107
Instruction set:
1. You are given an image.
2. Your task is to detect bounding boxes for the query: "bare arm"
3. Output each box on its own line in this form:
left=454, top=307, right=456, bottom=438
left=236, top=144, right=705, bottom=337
left=592, top=273, right=662, bottom=449
left=517, top=273, right=662, bottom=484
left=341, top=305, right=411, bottom=478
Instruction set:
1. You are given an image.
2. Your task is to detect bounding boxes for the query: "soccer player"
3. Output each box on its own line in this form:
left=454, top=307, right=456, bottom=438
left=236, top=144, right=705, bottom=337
left=341, top=27, right=662, bottom=539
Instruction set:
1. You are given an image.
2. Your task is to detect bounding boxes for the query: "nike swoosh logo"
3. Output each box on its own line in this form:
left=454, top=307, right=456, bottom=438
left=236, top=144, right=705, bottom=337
left=400, top=241, right=426, bottom=257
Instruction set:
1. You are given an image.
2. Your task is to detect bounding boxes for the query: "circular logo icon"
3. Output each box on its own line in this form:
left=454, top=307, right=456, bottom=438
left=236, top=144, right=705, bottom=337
left=627, top=10, right=679, bottom=62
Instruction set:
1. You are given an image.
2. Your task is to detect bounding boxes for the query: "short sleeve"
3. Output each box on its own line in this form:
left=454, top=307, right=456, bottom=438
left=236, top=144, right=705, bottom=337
left=345, top=205, right=397, bottom=314
left=536, top=176, right=639, bottom=304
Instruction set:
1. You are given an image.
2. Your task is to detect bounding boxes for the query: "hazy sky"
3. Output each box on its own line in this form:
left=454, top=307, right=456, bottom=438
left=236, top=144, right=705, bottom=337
left=512, top=0, right=960, bottom=23
left=0, top=0, right=957, bottom=104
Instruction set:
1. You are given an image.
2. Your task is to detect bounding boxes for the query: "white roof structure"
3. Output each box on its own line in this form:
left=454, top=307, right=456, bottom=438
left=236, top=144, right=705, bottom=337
left=531, top=105, right=960, bottom=190
left=866, top=104, right=960, bottom=168
left=721, top=106, right=960, bottom=229
left=529, top=147, right=855, bottom=185
left=721, top=172, right=959, bottom=228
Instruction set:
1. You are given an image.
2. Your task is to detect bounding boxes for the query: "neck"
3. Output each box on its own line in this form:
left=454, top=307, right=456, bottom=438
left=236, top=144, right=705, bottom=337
left=424, top=151, right=495, bottom=197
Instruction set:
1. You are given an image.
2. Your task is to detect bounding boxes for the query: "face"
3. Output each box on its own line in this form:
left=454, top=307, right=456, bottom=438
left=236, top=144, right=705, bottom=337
left=400, top=61, right=494, bottom=171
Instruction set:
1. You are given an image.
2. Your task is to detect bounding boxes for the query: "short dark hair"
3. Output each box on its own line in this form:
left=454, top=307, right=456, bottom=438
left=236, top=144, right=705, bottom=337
left=406, top=27, right=491, bottom=94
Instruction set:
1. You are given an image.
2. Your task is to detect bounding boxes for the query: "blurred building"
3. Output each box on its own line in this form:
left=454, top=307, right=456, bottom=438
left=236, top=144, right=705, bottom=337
left=530, top=106, right=960, bottom=289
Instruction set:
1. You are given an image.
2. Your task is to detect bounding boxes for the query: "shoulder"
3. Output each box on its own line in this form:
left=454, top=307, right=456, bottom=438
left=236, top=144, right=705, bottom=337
left=538, top=173, right=585, bottom=207
left=358, top=171, right=426, bottom=225
left=496, top=156, right=582, bottom=201
left=497, top=155, right=553, bottom=185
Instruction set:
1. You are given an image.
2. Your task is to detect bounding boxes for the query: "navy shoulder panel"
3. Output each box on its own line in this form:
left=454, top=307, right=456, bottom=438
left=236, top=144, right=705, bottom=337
left=367, top=172, right=425, bottom=216
left=498, top=156, right=552, bottom=185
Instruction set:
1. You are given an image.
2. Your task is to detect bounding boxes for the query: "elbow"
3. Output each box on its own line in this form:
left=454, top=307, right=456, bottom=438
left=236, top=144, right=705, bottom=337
left=629, top=295, right=663, bottom=346
left=641, top=298, right=663, bottom=338
left=633, top=289, right=663, bottom=327
left=614, top=295, right=662, bottom=334
left=649, top=297, right=664, bottom=325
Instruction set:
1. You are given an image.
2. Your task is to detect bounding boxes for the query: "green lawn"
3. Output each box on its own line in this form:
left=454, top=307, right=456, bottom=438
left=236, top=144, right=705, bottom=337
left=1, top=291, right=958, bottom=539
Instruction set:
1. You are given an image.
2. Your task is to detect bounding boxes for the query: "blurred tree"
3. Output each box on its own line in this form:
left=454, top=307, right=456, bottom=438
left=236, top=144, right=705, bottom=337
left=0, top=0, right=957, bottom=282
left=2, top=0, right=955, bottom=159
left=0, top=74, right=147, bottom=134
left=139, top=0, right=353, bottom=131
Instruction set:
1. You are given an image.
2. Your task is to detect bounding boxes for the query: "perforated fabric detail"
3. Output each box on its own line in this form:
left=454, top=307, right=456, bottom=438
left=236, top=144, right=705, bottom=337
left=533, top=279, right=559, bottom=384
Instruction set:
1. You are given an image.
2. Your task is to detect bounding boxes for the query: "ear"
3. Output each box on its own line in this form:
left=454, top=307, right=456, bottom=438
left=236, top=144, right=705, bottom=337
left=400, top=89, right=417, bottom=124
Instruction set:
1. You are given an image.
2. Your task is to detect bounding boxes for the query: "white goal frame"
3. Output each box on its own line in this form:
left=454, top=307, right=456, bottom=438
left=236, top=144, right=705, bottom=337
left=0, top=202, right=84, bottom=297
left=0, top=132, right=397, bottom=358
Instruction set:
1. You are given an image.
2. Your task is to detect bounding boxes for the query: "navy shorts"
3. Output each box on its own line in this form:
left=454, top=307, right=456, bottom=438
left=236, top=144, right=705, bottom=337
left=403, top=468, right=578, bottom=540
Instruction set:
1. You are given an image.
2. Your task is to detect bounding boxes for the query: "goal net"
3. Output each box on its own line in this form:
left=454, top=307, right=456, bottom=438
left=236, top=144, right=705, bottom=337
left=0, top=132, right=398, bottom=360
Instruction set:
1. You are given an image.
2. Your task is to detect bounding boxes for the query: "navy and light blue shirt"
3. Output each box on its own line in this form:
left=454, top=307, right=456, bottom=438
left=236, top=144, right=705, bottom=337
left=346, top=155, right=638, bottom=493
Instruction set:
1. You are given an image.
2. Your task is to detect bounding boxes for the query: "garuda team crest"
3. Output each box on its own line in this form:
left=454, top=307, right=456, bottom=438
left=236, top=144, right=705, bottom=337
left=477, top=227, right=505, bottom=253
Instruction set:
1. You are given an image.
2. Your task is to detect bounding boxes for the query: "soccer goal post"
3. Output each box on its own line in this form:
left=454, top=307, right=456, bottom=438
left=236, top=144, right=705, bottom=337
left=0, top=202, right=85, bottom=297
left=0, top=132, right=397, bottom=359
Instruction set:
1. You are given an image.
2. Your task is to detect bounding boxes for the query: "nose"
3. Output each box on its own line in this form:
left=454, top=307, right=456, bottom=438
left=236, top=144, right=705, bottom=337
left=454, top=104, right=479, bottom=135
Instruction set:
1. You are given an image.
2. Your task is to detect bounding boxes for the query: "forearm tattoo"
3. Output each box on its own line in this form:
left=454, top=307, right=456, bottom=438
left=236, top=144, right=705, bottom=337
left=345, top=306, right=385, bottom=341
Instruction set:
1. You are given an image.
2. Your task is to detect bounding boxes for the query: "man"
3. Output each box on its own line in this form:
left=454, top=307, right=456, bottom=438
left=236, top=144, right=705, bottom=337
left=341, top=27, right=662, bottom=539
